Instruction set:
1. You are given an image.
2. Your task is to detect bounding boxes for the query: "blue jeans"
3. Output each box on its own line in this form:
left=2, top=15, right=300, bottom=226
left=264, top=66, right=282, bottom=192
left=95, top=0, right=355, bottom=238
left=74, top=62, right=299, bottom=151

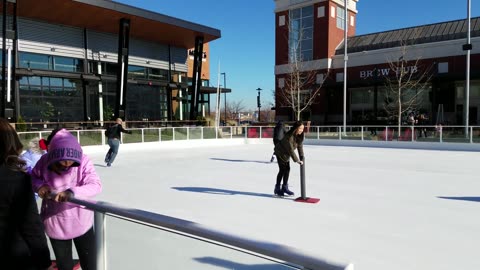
left=105, top=138, right=120, bottom=164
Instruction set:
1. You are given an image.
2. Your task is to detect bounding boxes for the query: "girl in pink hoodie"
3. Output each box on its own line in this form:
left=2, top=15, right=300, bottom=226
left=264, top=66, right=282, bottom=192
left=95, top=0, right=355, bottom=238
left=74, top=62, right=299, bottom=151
left=31, top=129, right=102, bottom=270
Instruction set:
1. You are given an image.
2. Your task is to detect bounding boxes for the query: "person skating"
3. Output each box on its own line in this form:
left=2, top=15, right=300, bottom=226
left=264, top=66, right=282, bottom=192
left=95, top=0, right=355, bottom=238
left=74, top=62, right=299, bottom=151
left=273, top=121, right=305, bottom=196
left=31, top=129, right=102, bottom=270
left=104, top=118, right=132, bottom=167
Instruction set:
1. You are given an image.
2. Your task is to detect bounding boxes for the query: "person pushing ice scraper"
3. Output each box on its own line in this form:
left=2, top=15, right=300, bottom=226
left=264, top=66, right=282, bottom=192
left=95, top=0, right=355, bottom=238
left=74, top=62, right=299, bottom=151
left=273, top=121, right=304, bottom=196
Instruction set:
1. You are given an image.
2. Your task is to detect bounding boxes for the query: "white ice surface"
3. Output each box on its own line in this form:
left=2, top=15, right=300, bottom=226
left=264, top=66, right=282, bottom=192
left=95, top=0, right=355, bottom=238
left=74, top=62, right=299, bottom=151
left=82, top=141, right=480, bottom=270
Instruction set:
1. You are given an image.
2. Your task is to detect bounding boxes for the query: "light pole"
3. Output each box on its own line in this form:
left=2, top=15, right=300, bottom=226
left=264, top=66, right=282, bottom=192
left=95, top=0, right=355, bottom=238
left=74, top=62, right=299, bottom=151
left=343, top=0, right=348, bottom=135
left=221, top=72, right=227, bottom=125
left=464, top=0, right=472, bottom=137
left=256, top=87, right=262, bottom=122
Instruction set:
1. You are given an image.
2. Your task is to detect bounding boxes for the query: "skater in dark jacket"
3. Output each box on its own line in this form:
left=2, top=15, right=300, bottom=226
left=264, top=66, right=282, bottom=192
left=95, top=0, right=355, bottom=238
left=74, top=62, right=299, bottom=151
left=104, top=118, right=132, bottom=167
left=0, top=118, right=52, bottom=270
left=273, top=121, right=305, bottom=196
left=270, top=121, right=286, bottom=162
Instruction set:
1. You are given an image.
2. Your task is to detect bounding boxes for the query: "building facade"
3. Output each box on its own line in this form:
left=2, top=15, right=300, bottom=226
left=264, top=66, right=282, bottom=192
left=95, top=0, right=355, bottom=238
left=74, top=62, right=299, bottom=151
left=274, top=0, right=480, bottom=125
left=0, top=0, right=227, bottom=124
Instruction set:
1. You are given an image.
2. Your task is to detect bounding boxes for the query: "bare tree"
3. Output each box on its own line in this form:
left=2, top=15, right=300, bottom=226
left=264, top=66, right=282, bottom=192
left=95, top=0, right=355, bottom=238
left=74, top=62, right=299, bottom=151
left=277, top=12, right=329, bottom=121
left=225, top=100, right=246, bottom=123
left=383, top=42, right=433, bottom=138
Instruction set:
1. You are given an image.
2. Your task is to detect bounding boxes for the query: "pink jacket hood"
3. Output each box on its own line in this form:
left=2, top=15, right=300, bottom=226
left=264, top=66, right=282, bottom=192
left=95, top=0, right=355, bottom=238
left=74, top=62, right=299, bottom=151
left=45, top=129, right=82, bottom=168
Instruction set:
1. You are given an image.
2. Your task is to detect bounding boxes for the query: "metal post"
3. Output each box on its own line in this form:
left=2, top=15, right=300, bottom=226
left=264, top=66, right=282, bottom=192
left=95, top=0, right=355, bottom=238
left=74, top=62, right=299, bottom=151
left=361, top=126, right=364, bottom=141
left=300, top=157, right=306, bottom=200
left=343, top=0, right=348, bottom=135
left=464, top=0, right=472, bottom=138
left=94, top=212, right=106, bottom=270
left=221, top=72, right=227, bottom=124
left=256, top=88, right=262, bottom=122
left=470, top=126, right=473, bottom=143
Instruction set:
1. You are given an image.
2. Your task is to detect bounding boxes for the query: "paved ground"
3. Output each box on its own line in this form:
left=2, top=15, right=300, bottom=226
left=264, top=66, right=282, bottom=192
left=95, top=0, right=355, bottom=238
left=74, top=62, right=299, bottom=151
left=81, top=141, right=480, bottom=270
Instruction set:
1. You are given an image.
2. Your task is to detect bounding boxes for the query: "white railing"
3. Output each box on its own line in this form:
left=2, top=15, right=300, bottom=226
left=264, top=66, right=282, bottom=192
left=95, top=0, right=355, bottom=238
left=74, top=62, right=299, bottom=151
left=67, top=197, right=353, bottom=270
left=16, top=125, right=480, bottom=147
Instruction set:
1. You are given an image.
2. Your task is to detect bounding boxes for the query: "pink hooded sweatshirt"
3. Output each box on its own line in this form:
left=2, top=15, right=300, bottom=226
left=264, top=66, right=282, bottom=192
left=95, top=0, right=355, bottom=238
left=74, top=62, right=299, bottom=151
left=31, top=129, right=102, bottom=240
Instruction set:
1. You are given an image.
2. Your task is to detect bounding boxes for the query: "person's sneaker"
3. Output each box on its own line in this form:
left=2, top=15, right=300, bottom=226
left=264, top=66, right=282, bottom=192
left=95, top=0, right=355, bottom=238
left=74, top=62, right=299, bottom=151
left=270, top=156, right=275, bottom=162
left=282, top=184, right=294, bottom=196
left=107, top=163, right=111, bottom=167
left=274, top=184, right=284, bottom=196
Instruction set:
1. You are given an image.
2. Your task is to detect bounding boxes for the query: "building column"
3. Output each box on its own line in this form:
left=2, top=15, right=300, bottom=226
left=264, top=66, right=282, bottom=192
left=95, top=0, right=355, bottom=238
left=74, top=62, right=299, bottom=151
left=189, top=36, right=204, bottom=120
left=1, top=0, right=17, bottom=120
left=115, top=18, right=130, bottom=120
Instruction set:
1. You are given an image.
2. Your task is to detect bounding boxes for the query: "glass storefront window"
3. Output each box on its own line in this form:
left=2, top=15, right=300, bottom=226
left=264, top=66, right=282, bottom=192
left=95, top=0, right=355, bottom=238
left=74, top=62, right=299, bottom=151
left=19, top=76, right=82, bottom=122
left=148, top=68, right=168, bottom=81
left=54, top=56, right=83, bottom=72
left=19, top=52, right=52, bottom=70
left=19, top=52, right=83, bottom=73
left=128, top=65, right=147, bottom=80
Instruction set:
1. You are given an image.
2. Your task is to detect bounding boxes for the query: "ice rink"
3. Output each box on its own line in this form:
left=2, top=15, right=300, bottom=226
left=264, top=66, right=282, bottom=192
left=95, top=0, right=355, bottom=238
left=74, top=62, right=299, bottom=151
left=83, top=140, right=480, bottom=270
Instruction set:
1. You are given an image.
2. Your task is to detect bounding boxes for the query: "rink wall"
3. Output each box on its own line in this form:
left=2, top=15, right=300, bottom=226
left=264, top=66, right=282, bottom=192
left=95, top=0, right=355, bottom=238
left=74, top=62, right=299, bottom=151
left=304, top=139, right=480, bottom=152
left=81, top=137, right=480, bottom=155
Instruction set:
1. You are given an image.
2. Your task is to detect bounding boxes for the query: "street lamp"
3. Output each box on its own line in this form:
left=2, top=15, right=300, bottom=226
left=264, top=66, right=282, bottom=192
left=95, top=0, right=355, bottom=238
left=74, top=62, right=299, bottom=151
left=256, top=87, right=262, bottom=122
left=221, top=72, right=227, bottom=125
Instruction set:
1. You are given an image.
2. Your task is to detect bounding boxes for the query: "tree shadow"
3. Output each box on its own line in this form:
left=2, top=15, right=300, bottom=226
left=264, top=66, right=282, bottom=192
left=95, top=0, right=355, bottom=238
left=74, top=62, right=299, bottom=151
left=194, top=256, right=296, bottom=270
left=172, top=187, right=293, bottom=200
left=210, top=158, right=272, bottom=164
left=437, top=196, right=480, bottom=203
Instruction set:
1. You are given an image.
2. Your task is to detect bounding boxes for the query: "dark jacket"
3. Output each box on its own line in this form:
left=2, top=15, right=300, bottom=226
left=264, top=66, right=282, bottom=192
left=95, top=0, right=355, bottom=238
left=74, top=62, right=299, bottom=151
left=274, top=129, right=304, bottom=163
left=273, top=122, right=286, bottom=145
left=0, top=165, right=51, bottom=269
left=108, top=124, right=131, bottom=140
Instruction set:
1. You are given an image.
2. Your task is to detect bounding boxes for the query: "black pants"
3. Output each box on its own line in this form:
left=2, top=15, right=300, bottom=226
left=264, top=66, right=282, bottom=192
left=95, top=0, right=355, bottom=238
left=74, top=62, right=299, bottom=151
left=49, top=227, right=96, bottom=270
left=276, top=159, right=290, bottom=186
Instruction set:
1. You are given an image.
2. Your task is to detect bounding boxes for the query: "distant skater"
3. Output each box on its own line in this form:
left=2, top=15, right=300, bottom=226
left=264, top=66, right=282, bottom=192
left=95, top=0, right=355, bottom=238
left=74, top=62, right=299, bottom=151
left=273, top=121, right=305, bottom=196
left=104, top=118, right=132, bottom=167
left=270, top=121, right=286, bottom=162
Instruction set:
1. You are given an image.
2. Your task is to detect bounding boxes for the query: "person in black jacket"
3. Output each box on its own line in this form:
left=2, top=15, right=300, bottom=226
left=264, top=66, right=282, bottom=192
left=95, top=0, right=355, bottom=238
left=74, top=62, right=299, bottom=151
left=104, top=118, right=132, bottom=167
left=0, top=117, right=52, bottom=270
left=270, top=121, right=286, bottom=162
left=273, top=121, right=305, bottom=196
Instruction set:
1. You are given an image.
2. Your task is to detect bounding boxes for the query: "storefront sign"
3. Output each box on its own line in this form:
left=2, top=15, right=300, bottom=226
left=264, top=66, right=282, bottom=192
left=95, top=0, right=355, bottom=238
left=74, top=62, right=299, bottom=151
left=360, top=66, right=418, bottom=79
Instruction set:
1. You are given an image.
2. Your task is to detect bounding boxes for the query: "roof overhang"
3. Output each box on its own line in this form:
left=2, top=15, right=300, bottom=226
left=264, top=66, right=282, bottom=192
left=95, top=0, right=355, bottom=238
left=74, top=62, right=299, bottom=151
left=200, top=86, right=232, bottom=94
left=2, top=0, right=221, bottom=49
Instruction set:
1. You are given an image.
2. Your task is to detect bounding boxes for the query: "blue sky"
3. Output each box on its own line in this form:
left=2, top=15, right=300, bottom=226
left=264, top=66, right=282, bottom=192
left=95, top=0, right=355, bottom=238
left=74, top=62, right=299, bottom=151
left=116, top=0, right=478, bottom=111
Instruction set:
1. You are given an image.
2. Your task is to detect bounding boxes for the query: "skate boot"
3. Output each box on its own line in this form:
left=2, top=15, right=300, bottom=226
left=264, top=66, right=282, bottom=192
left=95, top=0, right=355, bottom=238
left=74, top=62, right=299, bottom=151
left=274, top=184, right=284, bottom=196
left=270, top=155, right=275, bottom=162
left=282, top=184, right=294, bottom=196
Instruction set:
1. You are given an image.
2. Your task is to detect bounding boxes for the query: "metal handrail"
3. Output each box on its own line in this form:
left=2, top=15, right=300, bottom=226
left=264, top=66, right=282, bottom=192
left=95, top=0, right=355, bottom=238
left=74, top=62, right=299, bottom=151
left=68, top=197, right=353, bottom=270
